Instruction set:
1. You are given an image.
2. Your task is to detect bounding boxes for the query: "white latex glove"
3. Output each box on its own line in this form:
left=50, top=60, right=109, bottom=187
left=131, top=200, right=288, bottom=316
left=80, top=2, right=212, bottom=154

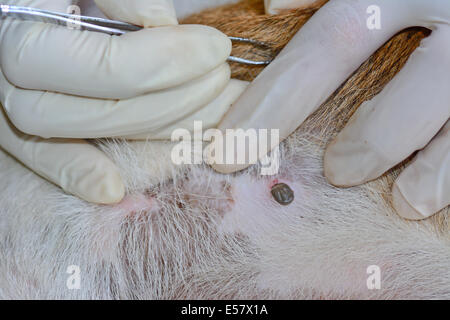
left=0, top=0, right=235, bottom=204
left=211, top=0, right=450, bottom=220
left=172, top=0, right=242, bottom=19
left=264, top=0, right=320, bottom=14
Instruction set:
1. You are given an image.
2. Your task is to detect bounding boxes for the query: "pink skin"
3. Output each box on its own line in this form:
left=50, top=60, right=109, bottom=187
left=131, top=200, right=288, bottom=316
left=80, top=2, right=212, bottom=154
left=89, top=193, right=156, bottom=261
left=216, top=174, right=386, bottom=298
left=269, top=178, right=280, bottom=189
left=116, top=193, right=156, bottom=217
left=89, top=171, right=392, bottom=298
left=218, top=175, right=308, bottom=237
left=109, top=175, right=308, bottom=240
left=106, top=174, right=305, bottom=238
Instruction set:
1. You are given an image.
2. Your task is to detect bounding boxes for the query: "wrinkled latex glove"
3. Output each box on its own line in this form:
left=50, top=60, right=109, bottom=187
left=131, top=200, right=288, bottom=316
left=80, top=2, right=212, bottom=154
left=264, top=0, right=321, bottom=14
left=0, top=0, right=235, bottom=204
left=211, top=0, right=449, bottom=220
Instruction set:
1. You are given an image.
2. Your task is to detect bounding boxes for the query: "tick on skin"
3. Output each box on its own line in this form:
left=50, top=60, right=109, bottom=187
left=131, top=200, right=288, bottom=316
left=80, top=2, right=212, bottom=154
left=271, top=183, right=294, bottom=206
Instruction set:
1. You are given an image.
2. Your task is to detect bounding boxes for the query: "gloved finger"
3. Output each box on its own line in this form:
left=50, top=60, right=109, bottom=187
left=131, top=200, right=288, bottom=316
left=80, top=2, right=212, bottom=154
left=0, top=107, right=125, bottom=204
left=0, top=21, right=231, bottom=99
left=94, top=0, right=178, bottom=27
left=3, top=0, right=72, bottom=11
left=2, top=64, right=230, bottom=139
left=324, top=27, right=450, bottom=187
left=124, top=79, right=249, bottom=140
left=392, top=121, right=450, bottom=220
left=265, top=0, right=323, bottom=14
left=210, top=0, right=434, bottom=174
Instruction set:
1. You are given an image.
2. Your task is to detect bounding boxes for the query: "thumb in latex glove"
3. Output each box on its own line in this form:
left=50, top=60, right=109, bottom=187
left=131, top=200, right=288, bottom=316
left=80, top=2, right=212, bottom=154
left=212, top=0, right=449, bottom=219
left=0, top=0, right=235, bottom=204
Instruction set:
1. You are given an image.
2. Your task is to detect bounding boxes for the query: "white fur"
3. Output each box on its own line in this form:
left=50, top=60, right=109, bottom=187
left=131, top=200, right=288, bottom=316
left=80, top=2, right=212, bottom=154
left=0, top=128, right=449, bottom=299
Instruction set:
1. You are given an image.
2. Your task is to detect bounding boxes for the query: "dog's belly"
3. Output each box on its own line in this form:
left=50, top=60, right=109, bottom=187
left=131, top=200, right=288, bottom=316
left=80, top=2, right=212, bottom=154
left=0, top=130, right=449, bottom=299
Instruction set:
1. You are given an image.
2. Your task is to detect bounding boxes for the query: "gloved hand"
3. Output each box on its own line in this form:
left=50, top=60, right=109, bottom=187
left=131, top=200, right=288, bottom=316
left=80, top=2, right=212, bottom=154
left=0, top=0, right=236, bottom=204
left=264, top=0, right=322, bottom=14
left=211, top=0, right=449, bottom=220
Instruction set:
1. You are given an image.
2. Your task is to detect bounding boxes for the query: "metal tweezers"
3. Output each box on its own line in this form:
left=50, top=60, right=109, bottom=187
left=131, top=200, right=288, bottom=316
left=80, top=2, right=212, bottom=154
left=0, top=4, right=273, bottom=66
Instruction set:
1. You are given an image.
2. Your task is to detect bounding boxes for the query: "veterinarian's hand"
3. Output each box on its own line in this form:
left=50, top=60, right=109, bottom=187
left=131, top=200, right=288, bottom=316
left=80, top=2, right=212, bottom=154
left=212, top=0, right=449, bottom=219
left=264, top=0, right=322, bottom=14
left=0, top=0, right=233, bottom=204
left=390, top=122, right=449, bottom=220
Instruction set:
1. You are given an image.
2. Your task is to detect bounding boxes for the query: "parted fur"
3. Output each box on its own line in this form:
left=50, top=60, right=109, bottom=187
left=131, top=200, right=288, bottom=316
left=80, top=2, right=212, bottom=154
left=0, top=0, right=448, bottom=299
